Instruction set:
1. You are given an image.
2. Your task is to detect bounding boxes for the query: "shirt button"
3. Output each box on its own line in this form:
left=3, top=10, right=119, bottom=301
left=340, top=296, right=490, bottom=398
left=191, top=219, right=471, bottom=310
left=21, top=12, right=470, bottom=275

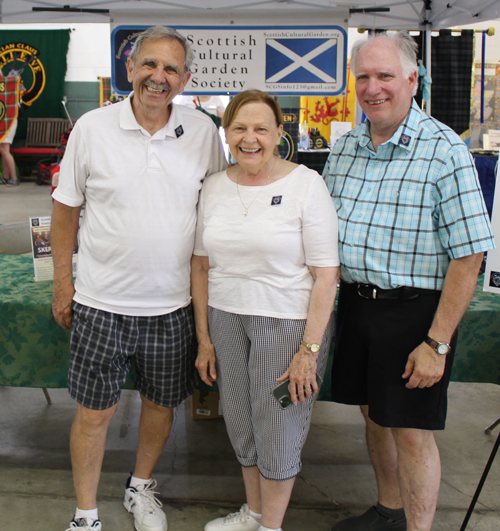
left=151, top=154, right=156, bottom=159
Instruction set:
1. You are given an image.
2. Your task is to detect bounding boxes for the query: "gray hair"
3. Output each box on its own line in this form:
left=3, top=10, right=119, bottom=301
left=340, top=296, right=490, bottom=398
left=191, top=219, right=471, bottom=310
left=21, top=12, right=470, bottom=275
left=351, top=31, right=419, bottom=96
left=129, top=25, right=194, bottom=79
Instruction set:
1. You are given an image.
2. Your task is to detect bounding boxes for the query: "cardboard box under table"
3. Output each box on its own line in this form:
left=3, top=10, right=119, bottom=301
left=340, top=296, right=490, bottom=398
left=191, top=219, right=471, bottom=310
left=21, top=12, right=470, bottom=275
left=187, top=389, right=223, bottom=420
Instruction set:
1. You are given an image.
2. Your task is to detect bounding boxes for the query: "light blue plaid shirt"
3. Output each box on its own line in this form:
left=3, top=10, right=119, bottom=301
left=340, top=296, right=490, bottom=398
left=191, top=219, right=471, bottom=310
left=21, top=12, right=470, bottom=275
left=323, top=100, right=495, bottom=290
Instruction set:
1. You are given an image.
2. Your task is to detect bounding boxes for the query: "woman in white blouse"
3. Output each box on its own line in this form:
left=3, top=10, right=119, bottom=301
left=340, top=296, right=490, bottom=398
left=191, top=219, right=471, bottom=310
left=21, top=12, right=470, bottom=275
left=191, top=90, right=339, bottom=531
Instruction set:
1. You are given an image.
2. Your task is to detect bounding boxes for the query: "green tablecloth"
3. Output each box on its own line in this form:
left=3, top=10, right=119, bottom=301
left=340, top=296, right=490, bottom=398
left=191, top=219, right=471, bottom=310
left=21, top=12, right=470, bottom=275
left=0, top=255, right=70, bottom=388
left=0, top=255, right=136, bottom=389
left=453, top=281, right=500, bottom=384
left=1, top=255, right=499, bottom=391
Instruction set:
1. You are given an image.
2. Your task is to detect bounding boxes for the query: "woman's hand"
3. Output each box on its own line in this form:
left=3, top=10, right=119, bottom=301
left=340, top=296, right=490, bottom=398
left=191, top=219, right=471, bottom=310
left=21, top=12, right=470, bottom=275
left=276, top=345, right=319, bottom=405
left=195, top=341, right=217, bottom=386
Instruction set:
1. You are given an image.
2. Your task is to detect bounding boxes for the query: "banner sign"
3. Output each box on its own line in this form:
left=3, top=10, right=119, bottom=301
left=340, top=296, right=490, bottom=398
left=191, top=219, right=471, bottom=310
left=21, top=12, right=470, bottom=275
left=112, top=25, right=347, bottom=96
left=0, top=76, right=19, bottom=143
left=0, top=30, right=70, bottom=138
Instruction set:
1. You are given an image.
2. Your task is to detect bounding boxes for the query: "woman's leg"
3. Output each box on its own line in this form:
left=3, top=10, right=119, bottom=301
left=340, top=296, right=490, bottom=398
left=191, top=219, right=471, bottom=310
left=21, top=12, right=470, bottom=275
left=242, top=466, right=262, bottom=513
left=260, top=476, right=295, bottom=529
left=0, top=143, right=16, bottom=180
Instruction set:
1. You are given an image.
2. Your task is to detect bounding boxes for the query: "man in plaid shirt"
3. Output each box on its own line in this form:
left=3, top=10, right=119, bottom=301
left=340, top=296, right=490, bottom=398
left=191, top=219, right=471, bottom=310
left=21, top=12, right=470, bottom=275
left=323, top=32, right=495, bottom=531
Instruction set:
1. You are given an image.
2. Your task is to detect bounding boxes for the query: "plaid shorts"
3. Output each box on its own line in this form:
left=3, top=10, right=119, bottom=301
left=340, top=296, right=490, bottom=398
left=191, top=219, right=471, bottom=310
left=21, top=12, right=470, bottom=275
left=68, top=302, right=198, bottom=410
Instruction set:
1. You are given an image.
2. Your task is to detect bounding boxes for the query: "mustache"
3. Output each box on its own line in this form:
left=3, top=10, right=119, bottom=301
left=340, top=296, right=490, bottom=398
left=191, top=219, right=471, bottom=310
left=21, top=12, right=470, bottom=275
left=143, top=80, right=170, bottom=91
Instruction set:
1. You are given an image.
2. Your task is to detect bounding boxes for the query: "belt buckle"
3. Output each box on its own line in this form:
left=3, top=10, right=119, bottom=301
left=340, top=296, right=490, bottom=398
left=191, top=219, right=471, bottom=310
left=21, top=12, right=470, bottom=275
left=357, top=284, right=377, bottom=299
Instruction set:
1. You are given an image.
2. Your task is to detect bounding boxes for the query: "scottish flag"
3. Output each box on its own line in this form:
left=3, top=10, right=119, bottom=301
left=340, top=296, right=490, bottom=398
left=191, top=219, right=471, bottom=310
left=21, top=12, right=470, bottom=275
left=265, top=38, right=337, bottom=83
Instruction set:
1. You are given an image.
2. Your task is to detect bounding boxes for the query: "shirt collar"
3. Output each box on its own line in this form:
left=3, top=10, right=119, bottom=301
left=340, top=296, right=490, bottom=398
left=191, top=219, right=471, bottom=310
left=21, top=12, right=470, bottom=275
left=119, top=93, right=185, bottom=140
left=357, top=99, right=422, bottom=153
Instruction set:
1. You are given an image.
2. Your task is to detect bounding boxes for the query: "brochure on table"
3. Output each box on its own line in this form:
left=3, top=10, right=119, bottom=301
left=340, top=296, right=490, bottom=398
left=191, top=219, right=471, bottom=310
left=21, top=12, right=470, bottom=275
left=330, top=121, right=352, bottom=148
left=483, top=151, right=500, bottom=294
left=30, top=215, right=78, bottom=282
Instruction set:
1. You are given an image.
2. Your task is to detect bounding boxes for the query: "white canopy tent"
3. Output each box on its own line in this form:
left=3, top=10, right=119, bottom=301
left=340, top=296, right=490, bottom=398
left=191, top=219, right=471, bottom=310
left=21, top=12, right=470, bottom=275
left=0, top=0, right=498, bottom=29
left=1, top=1, right=499, bottom=113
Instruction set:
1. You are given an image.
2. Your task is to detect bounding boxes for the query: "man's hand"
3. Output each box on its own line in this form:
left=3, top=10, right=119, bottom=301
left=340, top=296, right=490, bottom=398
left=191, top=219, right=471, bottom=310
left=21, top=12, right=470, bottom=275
left=52, top=281, right=75, bottom=330
left=195, top=341, right=217, bottom=386
left=402, top=342, right=446, bottom=389
left=51, top=200, right=81, bottom=329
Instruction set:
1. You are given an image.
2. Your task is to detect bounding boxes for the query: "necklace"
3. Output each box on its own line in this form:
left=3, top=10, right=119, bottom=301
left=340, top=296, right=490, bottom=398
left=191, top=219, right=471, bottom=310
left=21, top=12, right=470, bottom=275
left=236, top=157, right=277, bottom=217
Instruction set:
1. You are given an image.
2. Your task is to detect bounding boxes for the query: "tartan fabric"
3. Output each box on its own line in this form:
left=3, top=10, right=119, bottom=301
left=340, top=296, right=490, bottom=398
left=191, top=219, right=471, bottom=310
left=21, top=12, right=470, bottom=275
left=297, top=150, right=329, bottom=174
left=0, top=77, right=19, bottom=143
left=69, top=302, right=198, bottom=410
left=323, top=100, right=495, bottom=291
left=428, top=29, right=474, bottom=136
left=98, top=76, right=112, bottom=107
left=98, top=76, right=124, bottom=107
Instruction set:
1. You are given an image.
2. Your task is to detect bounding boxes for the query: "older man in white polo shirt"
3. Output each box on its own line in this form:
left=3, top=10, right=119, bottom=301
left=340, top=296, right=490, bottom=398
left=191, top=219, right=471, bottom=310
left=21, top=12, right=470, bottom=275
left=51, top=25, right=226, bottom=531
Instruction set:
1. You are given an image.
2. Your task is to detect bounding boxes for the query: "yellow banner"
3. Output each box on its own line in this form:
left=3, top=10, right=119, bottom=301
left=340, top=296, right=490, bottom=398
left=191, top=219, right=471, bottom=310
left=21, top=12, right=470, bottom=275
left=300, top=60, right=355, bottom=140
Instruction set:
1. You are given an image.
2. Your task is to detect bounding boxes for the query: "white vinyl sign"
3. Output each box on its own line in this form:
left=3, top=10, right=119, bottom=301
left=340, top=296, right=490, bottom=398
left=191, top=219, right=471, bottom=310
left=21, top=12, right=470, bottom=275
left=111, top=24, right=347, bottom=96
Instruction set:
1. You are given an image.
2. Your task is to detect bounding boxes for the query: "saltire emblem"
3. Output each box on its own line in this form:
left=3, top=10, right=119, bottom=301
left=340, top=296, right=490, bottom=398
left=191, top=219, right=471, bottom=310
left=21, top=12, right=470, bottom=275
left=266, top=38, right=337, bottom=84
left=490, top=272, right=500, bottom=288
left=399, top=134, right=411, bottom=146
left=0, top=76, right=20, bottom=143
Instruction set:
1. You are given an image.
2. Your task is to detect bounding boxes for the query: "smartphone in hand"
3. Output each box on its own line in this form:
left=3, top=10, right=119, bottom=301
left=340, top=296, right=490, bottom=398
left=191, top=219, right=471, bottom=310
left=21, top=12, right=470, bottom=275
left=271, top=373, right=324, bottom=410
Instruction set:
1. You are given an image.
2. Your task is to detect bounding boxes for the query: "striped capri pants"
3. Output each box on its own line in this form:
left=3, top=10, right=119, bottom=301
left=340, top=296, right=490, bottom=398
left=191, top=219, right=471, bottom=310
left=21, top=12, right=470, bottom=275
left=208, top=306, right=334, bottom=481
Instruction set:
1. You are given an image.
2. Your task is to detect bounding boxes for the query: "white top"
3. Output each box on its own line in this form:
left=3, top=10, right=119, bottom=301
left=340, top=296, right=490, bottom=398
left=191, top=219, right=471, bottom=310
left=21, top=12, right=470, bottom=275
left=53, top=95, right=227, bottom=316
left=176, top=95, right=225, bottom=115
left=194, top=165, right=339, bottom=319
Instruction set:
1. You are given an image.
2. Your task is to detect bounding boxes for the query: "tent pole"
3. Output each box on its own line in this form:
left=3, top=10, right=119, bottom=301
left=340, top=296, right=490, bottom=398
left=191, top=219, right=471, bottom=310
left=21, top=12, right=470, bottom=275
left=481, top=30, right=486, bottom=124
left=425, top=24, right=432, bottom=116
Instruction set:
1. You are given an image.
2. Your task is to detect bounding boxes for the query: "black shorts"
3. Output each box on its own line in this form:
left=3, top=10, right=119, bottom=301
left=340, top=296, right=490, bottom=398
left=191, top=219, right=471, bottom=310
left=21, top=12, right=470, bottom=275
left=68, top=302, right=197, bottom=410
left=332, top=282, right=457, bottom=430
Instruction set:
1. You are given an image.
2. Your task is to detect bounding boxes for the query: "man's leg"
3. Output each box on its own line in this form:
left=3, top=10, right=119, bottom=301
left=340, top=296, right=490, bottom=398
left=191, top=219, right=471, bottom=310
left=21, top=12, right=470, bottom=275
left=71, top=402, right=119, bottom=509
left=362, top=406, right=404, bottom=509
left=133, top=394, right=174, bottom=479
left=392, top=428, right=440, bottom=531
left=122, top=395, right=172, bottom=531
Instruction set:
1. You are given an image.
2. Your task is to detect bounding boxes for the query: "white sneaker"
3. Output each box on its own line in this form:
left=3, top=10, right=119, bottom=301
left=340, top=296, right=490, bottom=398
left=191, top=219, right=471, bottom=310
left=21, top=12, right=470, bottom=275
left=205, top=504, right=261, bottom=531
left=123, top=479, right=167, bottom=531
left=66, top=518, right=102, bottom=531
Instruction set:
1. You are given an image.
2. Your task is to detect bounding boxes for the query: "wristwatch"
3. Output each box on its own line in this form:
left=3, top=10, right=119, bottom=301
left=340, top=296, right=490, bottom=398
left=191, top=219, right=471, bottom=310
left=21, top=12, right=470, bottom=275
left=301, top=341, right=320, bottom=353
left=425, top=335, right=451, bottom=356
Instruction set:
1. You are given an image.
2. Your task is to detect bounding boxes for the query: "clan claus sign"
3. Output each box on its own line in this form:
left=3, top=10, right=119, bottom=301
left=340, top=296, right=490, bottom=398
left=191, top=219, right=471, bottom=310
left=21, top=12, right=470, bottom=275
left=0, top=42, right=45, bottom=108
left=0, top=30, right=70, bottom=137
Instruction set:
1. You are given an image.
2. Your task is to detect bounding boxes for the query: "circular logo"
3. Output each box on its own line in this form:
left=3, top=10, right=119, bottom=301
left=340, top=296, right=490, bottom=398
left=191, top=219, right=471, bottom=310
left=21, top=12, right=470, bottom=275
left=0, top=100, right=5, bottom=121
left=278, top=130, right=295, bottom=161
left=0, top=43, right=46, bottom=106
left=314, top=137, right=325, bottom=148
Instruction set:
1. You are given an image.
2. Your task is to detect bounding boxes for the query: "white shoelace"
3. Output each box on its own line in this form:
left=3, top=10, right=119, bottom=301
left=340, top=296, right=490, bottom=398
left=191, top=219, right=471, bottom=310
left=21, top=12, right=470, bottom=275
left=65, top=519, right=98, bottom=531
left=223, top=506, right=250, bottom=524
left=132, top=480, right=163, bottom=514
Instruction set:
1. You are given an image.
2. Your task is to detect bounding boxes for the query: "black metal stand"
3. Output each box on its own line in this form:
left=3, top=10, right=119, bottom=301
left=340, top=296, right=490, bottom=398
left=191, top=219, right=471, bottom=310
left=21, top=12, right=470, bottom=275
left=485, top=417, right=500, bottom=436
left=459, top=421, right=500, bottom=531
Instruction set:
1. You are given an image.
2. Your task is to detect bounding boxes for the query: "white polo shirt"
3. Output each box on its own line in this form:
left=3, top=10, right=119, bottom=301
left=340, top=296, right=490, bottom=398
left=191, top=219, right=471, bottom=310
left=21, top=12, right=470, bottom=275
left=53, top=95, right=227, bottom=316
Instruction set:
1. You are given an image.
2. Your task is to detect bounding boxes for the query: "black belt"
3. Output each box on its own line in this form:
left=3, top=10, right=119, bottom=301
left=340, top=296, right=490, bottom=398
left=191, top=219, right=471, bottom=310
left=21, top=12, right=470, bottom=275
left=349, top=283, right=441, bottom=300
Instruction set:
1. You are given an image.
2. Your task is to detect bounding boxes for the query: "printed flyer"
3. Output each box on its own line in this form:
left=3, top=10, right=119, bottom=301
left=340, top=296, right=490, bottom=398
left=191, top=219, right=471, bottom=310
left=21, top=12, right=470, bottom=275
left=30, top=215, right=77, bottom=281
